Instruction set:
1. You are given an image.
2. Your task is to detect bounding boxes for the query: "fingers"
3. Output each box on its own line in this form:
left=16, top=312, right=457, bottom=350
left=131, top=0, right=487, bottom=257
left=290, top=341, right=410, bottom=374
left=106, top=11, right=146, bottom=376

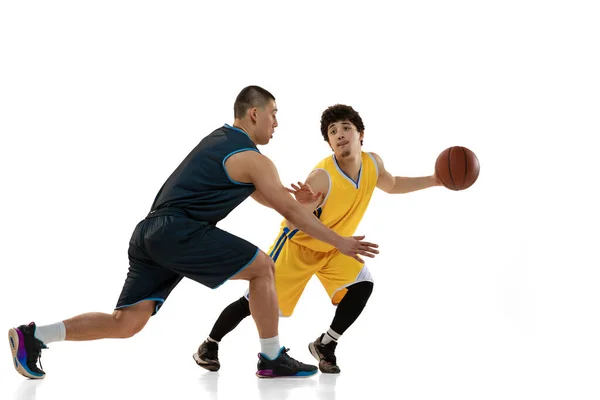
left=356, top=242, right=379, bottom=257
left=352, top=235, right=379, bottom=249
left=293, top=181, right=305, bottom=191
left=358, top=250, right=376, bottom=258
left=353, top=255, right=365, bottom=264
left=290, top=182, right=315, bottom=192
left=357, top=247, right=378, bottom=256
left=343, top=246, right=379, bottom=263
left=359, top=242, right=379, bottom=249
left=300, top=183, right=316, bottom=195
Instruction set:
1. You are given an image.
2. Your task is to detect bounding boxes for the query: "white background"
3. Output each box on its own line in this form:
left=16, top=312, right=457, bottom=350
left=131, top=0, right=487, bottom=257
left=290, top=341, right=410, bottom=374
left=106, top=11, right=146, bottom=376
left=1, top=1, right=599, bottom=399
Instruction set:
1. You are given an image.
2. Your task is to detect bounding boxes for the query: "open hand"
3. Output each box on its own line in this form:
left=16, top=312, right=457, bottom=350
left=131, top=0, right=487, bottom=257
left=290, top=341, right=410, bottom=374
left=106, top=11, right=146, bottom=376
left=286, top=181, right=322, bottom=204
left=335, top=235, right=379, bottom=263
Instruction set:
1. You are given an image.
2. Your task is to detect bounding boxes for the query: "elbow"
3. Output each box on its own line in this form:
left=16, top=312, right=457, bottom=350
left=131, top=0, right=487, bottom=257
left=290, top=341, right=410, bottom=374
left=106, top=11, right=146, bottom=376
left=263, top=190, right=304, bottom=222
left=382, top=185, right=396, bottom=194
left=279, top=205, right=297, bottom=221
left=277, top=202, right=302, bottom=223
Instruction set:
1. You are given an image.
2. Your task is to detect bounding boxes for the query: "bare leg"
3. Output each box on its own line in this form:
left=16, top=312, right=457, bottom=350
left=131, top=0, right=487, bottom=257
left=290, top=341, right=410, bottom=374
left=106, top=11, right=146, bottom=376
left=247, top=270, right=278, bottom=338
left=230, top=251, right=317, bottom=376
left=64, top=300, right=155, bottom=340
left=231, top=251, right=278, bottom=339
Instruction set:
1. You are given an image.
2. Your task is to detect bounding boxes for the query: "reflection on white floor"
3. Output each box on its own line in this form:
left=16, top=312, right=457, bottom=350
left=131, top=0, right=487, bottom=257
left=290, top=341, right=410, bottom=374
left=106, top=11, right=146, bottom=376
left=5, top=353, right=342, bottom=400
left=3, top=324, right=600, bottom=400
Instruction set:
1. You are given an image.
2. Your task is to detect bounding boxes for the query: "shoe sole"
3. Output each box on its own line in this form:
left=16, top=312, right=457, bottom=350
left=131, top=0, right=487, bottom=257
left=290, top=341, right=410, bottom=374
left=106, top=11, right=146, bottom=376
left=255, top=369, right=318, bottom=378
left=308, top=342, right=340, bottom=374
left=8, top=328, right=45, bottom=379
left=192, top=352, right=220, bottom=372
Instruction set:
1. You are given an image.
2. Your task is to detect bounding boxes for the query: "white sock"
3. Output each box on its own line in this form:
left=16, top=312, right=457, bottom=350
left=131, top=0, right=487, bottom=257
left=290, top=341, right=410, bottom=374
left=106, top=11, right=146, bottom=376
left=321, top=328, right=340, bottom=345
left=207, top=336, right=218, bottom=343
left=259, top=335, right=281, bottom=359
left=34, top=322, right=66, bottom=345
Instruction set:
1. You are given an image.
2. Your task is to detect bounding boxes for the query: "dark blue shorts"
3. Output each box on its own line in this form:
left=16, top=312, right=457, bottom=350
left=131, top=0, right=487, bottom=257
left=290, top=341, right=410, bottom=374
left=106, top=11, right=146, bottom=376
left=115, top=209, right=259, bottom=315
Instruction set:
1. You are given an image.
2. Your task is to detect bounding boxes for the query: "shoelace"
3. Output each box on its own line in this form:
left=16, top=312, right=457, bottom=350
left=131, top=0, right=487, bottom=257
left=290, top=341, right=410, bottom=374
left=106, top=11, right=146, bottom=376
left=278, top=348, right=302, bottom=367
left=28, top=345, right=44, bottom=371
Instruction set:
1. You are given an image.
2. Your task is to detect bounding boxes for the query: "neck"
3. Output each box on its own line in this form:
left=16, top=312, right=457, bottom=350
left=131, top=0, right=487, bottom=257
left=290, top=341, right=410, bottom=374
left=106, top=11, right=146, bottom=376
left=334, top=152, right=362, bottom=180
left=232, top=119, right=258, bottom=144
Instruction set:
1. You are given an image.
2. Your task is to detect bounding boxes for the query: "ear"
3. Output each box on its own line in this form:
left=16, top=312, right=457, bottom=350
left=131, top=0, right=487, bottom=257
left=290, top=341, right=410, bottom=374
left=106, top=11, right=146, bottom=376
left=249, top=107, right=259, bottom=123
left=359, top=131, right=365, bottom=142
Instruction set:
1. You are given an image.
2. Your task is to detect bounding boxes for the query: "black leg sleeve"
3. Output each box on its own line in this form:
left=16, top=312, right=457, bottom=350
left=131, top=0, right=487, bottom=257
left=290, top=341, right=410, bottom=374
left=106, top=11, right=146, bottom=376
left=208, top=296, right=251, bottom=342
left=330, top=281, right=373, bottom=335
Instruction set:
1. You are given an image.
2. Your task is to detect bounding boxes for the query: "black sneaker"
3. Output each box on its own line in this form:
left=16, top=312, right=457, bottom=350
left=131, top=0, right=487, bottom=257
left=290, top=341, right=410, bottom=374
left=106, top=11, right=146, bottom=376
left=8, top=322, right=47, bottom=379
left=256, top=347, right=318, bottom=378
left=308, top=334, right=340, bottom=373
left=193, top=340, right=220, bottom=372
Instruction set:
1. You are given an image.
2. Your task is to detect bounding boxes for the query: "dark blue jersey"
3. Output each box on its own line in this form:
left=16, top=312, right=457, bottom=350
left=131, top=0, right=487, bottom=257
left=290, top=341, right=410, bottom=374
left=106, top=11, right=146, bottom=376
left=149, top=124, right=260, bottom=224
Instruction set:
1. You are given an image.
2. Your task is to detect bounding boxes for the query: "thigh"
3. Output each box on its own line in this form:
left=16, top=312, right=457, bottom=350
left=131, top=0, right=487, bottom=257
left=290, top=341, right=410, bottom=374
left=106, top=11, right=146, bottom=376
left=158, top=223, right=260, bottom=289
left=316, top=251, right=374, bottom=306
left=274, top=239, right=326, bottom=317
left=116, top=224, right=183, bottom=316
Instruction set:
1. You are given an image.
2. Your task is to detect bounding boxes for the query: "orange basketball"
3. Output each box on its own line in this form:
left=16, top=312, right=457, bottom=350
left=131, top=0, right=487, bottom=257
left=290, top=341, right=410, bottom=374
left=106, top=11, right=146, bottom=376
left=435, top=146, right=480, bottom=190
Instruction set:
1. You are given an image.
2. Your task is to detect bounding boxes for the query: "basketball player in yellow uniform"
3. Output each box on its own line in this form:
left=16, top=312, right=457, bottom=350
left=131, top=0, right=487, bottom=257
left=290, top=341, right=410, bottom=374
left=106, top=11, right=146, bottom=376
left=194, top=104, right=442, bottom=373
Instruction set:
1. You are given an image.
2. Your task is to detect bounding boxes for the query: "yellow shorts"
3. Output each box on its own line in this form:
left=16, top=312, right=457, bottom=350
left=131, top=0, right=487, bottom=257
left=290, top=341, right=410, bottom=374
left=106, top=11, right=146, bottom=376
left=266, top=227, right=373, bottom=317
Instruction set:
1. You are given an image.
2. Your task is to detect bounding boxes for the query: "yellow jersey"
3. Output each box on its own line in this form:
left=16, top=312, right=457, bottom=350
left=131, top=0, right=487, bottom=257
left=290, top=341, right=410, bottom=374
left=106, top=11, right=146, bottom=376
left=283, top=151, right=378, bottom=253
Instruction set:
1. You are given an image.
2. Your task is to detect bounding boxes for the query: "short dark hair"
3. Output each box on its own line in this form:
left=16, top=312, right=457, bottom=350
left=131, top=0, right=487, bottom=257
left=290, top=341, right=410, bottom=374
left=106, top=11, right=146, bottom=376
left=234, top=86, right=276, bottom=119
left=320, top=104, right=365, bottom=145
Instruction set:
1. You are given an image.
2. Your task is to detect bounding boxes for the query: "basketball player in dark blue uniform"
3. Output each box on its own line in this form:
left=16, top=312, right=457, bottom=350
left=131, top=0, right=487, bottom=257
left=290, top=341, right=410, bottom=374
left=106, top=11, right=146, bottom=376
left=8, top=86, right=380, bottom=379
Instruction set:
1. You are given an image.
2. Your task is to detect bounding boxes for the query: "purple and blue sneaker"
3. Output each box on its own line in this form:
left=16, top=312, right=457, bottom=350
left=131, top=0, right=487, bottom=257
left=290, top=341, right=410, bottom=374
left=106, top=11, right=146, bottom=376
left=256, top=347, right=317, bottom=378
left=8, top=322, right=47, bottom=379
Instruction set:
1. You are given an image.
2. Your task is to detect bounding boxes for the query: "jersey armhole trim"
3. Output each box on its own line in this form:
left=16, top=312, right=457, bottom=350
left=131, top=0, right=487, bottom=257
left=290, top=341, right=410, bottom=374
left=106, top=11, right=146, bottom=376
left=367, top=152, right=379, bottom=177
left=223, top=148, right=260, bottom=185
left=314, top=168, right=332, bottom=209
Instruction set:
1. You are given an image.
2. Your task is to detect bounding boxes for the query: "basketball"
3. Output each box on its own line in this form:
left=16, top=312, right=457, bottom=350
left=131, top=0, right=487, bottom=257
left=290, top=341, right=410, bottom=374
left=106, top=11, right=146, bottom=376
left=435, top=146, right=480, bottom=190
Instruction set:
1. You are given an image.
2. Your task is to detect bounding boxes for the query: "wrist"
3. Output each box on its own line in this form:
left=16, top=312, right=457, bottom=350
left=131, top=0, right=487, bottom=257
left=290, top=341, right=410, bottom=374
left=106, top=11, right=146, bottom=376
left=331, top=233, right=345, bottom=247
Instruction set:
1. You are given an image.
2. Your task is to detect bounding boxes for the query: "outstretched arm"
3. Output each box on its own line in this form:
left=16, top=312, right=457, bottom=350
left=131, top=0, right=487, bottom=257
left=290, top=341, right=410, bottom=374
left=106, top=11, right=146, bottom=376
left=250, top=191, right=272, bottom=208
left=224, top=151, right=378, bottom=262
left=371, top=152, right=442, bottom=194
left=250, top=169, right=328, bottom=210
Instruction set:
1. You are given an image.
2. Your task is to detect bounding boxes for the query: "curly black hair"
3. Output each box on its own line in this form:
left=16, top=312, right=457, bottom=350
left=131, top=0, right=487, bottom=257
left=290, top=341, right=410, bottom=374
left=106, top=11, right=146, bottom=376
left=320, top=104, right=365, bottom=145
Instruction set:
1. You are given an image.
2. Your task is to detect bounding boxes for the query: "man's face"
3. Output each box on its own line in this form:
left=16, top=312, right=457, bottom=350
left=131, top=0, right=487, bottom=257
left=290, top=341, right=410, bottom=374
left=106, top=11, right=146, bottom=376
left=254, top=100, right=278, bottom=145
left=326, top=120, right=363, bottom=158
